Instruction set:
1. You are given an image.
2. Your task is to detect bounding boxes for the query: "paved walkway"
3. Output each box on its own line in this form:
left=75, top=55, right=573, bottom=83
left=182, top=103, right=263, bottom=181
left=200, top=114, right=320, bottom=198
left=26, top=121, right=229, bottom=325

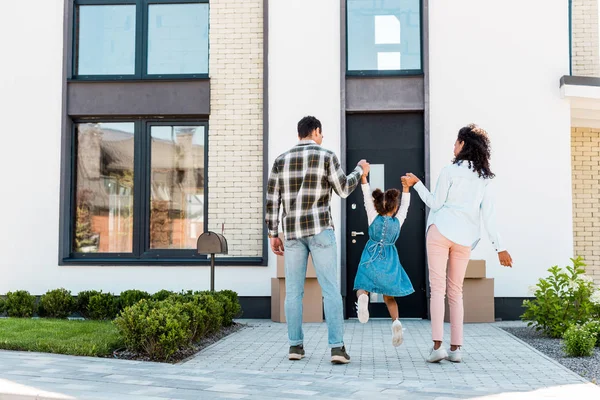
left=0, top=320, right=598, bottom=399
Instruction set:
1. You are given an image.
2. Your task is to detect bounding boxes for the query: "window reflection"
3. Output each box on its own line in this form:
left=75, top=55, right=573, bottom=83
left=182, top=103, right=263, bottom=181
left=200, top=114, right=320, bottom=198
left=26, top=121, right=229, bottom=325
left=147, top=3, right=209, bottom=75
left=74, top=123, right=135, bottom=253
left=76, top=5, right=136, bottom=75
left=150, top=126, right=205, bottom=249
left=347, top=0, right=421, bottom=72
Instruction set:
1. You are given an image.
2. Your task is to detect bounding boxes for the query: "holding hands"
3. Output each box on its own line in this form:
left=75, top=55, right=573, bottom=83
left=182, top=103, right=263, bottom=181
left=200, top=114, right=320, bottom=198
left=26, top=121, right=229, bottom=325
left=401, top=173, right=420, bottom=187
left=358, top=159, right=370, bottom=177
left=359, top=159, right=370, bottom=184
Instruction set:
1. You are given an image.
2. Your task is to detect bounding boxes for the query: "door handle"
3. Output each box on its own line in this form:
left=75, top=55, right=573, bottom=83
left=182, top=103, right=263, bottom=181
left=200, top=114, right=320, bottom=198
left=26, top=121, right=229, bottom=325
left=351, top=231, right=364, bottom=237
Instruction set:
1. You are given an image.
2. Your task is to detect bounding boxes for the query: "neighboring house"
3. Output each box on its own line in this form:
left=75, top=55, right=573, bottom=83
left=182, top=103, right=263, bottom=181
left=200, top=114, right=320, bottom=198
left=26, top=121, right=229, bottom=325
left=0, top=0, right=593, bottom=319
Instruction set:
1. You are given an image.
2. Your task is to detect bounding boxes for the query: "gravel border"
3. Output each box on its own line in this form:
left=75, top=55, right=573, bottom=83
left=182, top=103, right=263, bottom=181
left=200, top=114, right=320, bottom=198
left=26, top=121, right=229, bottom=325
left=502, top=326, right=599, bottom=385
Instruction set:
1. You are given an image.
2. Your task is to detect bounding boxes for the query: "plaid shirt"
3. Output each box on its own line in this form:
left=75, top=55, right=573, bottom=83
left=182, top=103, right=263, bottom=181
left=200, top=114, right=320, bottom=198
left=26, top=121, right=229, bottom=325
left=266, top=140, right=363, bottom=240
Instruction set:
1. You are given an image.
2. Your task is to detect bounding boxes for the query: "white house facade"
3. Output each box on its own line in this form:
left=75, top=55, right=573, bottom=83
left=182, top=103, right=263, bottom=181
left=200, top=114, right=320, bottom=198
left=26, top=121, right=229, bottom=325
left=0, top=0, right=595, bottom=320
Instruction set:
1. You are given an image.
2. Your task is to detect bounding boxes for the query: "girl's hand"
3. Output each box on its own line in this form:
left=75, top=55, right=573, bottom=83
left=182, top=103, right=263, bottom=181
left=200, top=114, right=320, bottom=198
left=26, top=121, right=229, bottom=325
left=498, top=251, right=513, bottom=268
left=401, top=177, right=410, bottom=192
left=361, top=175, right=368, bottom=184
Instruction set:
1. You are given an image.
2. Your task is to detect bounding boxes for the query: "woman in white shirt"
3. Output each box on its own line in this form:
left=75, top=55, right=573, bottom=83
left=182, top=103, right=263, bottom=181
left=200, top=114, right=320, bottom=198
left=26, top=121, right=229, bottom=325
left=403, top=123, right=513, bottom=364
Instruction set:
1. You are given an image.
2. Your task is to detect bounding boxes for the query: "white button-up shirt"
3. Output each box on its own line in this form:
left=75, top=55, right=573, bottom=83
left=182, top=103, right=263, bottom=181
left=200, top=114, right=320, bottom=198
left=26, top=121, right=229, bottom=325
left=413, top=162, right=504, bottom=252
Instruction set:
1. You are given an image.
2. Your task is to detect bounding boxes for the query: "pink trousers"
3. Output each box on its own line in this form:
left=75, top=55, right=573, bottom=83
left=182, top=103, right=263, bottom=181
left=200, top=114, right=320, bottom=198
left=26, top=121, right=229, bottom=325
left=426, top=225, right=471, bottom=346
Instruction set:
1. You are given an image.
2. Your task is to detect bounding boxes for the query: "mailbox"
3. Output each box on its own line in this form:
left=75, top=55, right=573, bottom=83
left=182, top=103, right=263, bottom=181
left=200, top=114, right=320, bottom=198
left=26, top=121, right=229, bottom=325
left=197, top=232, right=228, bottom=291
left=197, top=232, right=228, bottom=255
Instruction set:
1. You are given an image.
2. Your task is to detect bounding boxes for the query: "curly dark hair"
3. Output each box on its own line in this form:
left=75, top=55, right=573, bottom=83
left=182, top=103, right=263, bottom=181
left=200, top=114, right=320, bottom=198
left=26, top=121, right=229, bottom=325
left=453, top=123, right=495, bottom=179
left=372, top=188, right=401, bottom=216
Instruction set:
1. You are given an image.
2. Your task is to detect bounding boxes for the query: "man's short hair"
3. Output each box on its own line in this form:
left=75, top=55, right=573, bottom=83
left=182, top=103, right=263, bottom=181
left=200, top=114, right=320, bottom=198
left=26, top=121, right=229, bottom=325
left=297, top=116, right=322, bottom=139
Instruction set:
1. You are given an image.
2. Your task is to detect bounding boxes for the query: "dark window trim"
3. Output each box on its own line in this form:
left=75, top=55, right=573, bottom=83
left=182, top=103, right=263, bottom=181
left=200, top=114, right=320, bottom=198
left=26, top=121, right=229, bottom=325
left=72, top=0, right=209, bottom=81
left=345, top=0, right=424, bottom=76
left=568, top=0, right=573, bottom=76
left=60, top=117, right=262, bottom=266
left=61, top=257, right=265, bottom=266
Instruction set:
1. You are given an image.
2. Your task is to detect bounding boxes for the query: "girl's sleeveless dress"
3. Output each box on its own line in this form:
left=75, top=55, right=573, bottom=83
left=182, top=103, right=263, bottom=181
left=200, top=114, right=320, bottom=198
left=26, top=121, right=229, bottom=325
left=353, top=184, right=415, bottom=297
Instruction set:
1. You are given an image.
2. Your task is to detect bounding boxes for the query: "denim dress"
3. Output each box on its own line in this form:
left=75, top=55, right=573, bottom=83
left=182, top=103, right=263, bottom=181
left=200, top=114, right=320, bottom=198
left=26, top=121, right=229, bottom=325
left=353, top=184, right=415, bottom=297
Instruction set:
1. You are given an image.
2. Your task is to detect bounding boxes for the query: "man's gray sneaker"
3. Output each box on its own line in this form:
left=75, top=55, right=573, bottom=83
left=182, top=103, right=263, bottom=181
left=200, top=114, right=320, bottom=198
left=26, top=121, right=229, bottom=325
left=331, top=346, right=351, bottom=364
left=288, top=345, right=305, bottom=360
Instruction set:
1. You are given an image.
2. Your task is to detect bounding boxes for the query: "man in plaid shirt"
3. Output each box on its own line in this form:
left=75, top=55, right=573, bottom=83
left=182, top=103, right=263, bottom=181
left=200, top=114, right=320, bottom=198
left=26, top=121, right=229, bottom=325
left=266, top=116, right=369, bottom=364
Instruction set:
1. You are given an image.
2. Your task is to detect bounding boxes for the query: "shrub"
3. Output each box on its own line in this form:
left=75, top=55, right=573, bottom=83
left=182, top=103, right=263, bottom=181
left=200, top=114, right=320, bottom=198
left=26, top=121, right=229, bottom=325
left=0, top=297, right=5, bottom=315
left=563, top=324, right=597, bottom=357
left=592, top=289, right=600, bottom=319
left=184, top=291, right=223, bottom=334
left=214, top=290, right=242, bottom=326
left=522, top=257, right=596, bottom=338
left=76, top=290, right=101, bottom=318
left=5, top=290, right=36, bottom=318
left=119, top=290, right=151, bottom=309
left=585, top=320, right=600, bottom=348
left=152, top=290, right=175, bottom=301
left=178, top=300, right=208, bottom=342
left=88, top=293, right=119, bottom=320
left=114, top=299, right=191, bottom=361
left=39, top=288, right=75, bottom=319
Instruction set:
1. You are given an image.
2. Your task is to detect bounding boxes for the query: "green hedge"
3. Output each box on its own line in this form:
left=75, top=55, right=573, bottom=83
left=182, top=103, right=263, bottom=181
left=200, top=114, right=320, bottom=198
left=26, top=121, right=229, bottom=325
left=39, top=289, right=75, bottom=319
left=113, top=290, right=241, bottom=360
left=5, top=291, right=36, bottom=318
left=0, top=288, right=242, bottom=361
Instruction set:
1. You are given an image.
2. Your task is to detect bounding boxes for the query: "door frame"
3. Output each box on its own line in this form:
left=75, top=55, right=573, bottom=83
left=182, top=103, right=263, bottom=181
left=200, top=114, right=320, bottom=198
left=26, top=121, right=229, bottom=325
left=339, top=0, right=431, bottom=319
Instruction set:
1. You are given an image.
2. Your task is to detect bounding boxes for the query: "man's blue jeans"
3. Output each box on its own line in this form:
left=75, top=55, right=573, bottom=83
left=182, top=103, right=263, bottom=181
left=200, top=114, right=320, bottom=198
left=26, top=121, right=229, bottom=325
left=284, top=229, right=344, bottom=348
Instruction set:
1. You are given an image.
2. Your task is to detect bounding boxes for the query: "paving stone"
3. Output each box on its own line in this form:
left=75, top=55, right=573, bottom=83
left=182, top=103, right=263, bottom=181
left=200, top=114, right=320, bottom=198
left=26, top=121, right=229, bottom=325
left=0, top=320, right=599, bottom=399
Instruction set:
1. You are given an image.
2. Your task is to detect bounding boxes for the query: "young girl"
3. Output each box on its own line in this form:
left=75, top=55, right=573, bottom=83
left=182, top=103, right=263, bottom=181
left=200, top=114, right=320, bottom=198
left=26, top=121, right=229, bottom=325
left=403, top=123, right=513, bottom=363
left=353, top=171, right=415, bottom=347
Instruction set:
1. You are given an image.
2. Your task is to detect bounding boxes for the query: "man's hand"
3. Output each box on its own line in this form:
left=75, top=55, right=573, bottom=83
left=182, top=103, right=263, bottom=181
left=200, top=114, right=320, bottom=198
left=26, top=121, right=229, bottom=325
left=403, top=173, right=420, bottom=187
left=270, top=237, right=284, bottom=256
left=358, top=159, right=370, bottom=176
left=498, top=251, right=513, bottom=268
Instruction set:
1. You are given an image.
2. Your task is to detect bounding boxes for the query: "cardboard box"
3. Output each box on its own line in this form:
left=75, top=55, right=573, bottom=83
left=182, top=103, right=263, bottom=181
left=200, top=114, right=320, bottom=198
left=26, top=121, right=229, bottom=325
left=276, top=255, right=317, bottom=279
left=444, top=278, right=495, bottom=323
left=271, top=277, right=323, bottom=323
left=465, top=260, right=486, bottom=279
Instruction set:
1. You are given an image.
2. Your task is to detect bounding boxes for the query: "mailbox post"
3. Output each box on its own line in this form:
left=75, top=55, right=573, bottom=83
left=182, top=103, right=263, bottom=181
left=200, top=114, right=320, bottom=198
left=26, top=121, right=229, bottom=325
left=197, top=232, right=228, bottom=291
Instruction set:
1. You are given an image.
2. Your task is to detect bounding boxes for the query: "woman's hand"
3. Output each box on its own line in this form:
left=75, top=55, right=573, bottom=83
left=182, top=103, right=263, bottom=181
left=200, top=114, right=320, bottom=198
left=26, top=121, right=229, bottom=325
left=498, top=251, right=513, bottom=268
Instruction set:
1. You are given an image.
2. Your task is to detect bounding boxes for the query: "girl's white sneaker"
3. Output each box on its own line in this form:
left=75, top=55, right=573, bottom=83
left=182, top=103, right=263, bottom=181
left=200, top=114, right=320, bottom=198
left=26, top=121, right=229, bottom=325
left=356, top=293, right=369, bottom=323
left=447, top=348, right=462, bottom=363
left=391, top=319, right=403, bottom=347
left=426, top=346, right=448, bottom=363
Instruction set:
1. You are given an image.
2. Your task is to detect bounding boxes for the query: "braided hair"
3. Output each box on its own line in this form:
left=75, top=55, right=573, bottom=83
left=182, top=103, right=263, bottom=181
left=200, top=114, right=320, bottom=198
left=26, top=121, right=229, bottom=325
left=453, top=123, right=495, bottom=179
left=372, top=188, right=401, bottom=216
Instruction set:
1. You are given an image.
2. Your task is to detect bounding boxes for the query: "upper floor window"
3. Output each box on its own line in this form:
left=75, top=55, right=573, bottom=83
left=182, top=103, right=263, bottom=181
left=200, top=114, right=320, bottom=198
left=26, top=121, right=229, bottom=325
left=347, top=0, right=422, bottom=75
left=74, top=0, right=209, bottom=80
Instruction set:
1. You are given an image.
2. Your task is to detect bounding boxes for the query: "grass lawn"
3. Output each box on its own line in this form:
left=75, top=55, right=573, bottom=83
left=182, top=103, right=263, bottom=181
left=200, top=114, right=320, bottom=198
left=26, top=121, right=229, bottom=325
left=0, top=318, right=123, bottom=357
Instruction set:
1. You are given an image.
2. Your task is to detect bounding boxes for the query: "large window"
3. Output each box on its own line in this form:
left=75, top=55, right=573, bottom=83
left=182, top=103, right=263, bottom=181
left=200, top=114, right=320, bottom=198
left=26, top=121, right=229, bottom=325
left=71, top=121, right=207, bottom=261
left=347, top=0, right=422, bottom=75
left=74, top=0, right=209, bottom=79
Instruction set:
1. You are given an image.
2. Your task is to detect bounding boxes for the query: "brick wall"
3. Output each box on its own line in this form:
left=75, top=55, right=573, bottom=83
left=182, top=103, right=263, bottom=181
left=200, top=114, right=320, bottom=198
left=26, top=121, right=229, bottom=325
left=571, top=127, right=600, bottom=284
left=208, top=0, right=264, bottom=257
left=572, top=0, right=600, bottom=76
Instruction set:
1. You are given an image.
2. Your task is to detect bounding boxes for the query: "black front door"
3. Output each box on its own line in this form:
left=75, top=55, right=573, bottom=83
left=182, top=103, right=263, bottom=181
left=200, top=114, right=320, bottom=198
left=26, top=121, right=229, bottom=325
left=345, top=113, right=427, bottom=319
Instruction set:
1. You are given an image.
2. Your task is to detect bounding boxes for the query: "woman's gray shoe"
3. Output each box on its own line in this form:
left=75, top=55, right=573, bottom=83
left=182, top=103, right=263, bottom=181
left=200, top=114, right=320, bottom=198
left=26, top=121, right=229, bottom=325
left=288, top=345, right=305, bottom=360
left=447, top=348, right=463, bottom=363
left=331, top=346, right=351, bottom=364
